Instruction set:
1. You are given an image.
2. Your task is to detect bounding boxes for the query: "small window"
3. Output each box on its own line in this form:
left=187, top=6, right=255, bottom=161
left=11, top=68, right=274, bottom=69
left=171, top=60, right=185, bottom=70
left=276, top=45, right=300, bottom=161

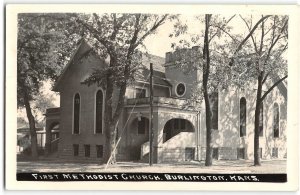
left=240, top=97, right=247, bottom=137
left=136, top=88, right=146, bottom=98
left=212, top=148, right=219, bottom=160
left=237, top=148, right=245, bottom=159
left=185, top=147, right=195, bottom=161
left=138, top=117, right=149, bottom=134
left=273, top=103, right=280, bottom=138
left=272, top=148, right=278, bottom=158
left=96, top=145, right=103, bottom=158
left=84, top=144, right=90, bottom=157
left=259, top=102, right=264, bottom=137
left=73, top=144, right=79, bottom=156
left=176, top=83, right=186, bottom=97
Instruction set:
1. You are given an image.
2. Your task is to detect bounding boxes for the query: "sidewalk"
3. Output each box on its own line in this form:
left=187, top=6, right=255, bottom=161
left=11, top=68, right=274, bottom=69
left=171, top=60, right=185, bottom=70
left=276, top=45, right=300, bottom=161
left=17, top=159, right=286, bottom=174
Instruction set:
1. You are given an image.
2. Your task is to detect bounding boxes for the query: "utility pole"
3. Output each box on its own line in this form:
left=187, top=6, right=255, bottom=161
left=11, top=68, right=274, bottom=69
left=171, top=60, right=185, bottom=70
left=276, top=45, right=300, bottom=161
left=149, top=63, right=154, bottom=166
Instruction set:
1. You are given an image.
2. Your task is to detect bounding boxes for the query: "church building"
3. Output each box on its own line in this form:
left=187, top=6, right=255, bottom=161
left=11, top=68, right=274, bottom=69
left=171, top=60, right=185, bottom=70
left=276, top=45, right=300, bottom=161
left=45, top=39, right=287, bottom=163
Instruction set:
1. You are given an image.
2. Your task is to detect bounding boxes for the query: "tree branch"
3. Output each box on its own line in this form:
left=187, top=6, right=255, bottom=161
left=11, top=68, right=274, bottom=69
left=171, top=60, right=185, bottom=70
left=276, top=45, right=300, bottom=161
left=261, top=75, right=287, bottom=101
left=262, top=18, right=288, bottom=67
left=209, top=14, right=236, bottom=43
left=259, top=15, right=265, bottom=56
left=134, top=14, right=168, bottom=48
left=229, top=15, right=271, bottom=66
left=239, top=15, right=258, bottom=53
left=77, top=17, right=112, bottom=54
left=262, top=71, right=270, bottom=84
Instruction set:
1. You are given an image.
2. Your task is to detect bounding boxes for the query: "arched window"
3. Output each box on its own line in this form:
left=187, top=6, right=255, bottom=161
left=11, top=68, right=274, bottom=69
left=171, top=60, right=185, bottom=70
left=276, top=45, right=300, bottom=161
left=273, top=103, right=280, bottom=138
left=210, top=92, right=218, bottom=130
left=95, top=90, right=104, bottom=134
left=73, top=93, right=80, bottom=134
left=240, top=97, right=247, bottom=137
left=259, top=102, right=263, bottom=137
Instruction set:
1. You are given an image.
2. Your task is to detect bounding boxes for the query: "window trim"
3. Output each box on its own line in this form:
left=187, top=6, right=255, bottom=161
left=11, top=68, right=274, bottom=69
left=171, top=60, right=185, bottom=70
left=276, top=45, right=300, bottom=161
left=94, top=88, right=105, bottom=134
left=72, top=92, right=81, bottom=135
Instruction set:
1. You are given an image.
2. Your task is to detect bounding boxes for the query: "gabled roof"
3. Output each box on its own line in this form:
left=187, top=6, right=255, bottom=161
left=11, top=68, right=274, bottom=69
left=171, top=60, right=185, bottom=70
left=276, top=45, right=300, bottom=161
left=137, top=68, right=171, bottom=87
left=53, top=39, right=94, bottom=91
left=52, top=39, right=168, bottom=91
left=271, top=74, right=287, bottom=101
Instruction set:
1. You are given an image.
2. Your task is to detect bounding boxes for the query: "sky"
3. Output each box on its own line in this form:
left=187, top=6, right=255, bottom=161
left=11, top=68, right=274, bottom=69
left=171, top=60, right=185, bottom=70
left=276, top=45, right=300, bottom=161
left=142, top=14, right=251, bottom=58
left=143, top=15, right=203, bottom=57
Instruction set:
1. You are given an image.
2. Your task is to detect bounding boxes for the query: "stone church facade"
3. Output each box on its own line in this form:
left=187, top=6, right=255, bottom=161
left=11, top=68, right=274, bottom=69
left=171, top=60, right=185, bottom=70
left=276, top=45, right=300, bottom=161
left=45, top=39, right=287, bottom=163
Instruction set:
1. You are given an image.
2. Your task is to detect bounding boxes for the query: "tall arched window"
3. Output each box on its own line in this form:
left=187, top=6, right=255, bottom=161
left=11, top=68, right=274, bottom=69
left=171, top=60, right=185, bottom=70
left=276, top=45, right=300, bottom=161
left=95, top=90, right=104, bottom=134
left=210, top=92, right=218, bottom=130
left=273, top=103, right=280, bottom=138
left=240, top=97, right=247, bottom=137
left=73, top=93, right=80, bottom=134
left=259, top=102, right=264, bottom=137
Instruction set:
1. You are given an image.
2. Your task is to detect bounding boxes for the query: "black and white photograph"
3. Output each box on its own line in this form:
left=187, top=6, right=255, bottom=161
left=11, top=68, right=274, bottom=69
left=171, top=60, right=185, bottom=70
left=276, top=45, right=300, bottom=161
left=5, top=4, right=299, bottom=191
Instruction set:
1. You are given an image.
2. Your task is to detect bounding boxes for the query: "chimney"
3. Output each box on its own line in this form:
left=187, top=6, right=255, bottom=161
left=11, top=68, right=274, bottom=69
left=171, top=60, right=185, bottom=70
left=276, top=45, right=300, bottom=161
left=165, top=52, right=172, bottom=63
left=192, top=46, right=200, bottom=51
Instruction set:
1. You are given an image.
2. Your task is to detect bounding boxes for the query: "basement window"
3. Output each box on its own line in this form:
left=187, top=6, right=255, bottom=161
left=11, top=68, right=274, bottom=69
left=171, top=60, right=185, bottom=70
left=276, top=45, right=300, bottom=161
left=73, top=144, right=79, bottom=157
left=96, top=145, right=103, bottom=158
left=84, top=144, right=90, bottom=157
left=212, top=148, right=219, bottom=160
left=237, top=148, right=245, bottom=159
left=272, top=148, right=278, bottom=158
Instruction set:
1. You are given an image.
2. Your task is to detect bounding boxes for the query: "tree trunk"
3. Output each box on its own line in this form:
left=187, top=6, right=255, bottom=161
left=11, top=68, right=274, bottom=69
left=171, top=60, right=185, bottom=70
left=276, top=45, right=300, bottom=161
left=103, top=71, right=114, bottom=163
left=23, top=92, right=38, bottom=159
left=203, top=14, right=213, bottom=166
left=103, top=59, right=128, bottom=164
left=254, top=73, right=263, bottom=166
left=204, top=88, right=213, bottom=166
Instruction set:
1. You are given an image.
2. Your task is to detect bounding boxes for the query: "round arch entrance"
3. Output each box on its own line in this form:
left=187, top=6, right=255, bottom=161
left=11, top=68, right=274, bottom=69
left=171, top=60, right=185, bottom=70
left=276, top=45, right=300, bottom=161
left=163, top=118, right=195, bottom=143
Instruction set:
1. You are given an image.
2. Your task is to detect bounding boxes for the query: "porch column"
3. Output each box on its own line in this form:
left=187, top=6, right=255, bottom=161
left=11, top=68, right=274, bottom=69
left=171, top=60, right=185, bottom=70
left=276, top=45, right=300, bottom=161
left=152, top=110, right=166, bottom=163
left=152, top=110, right=160, bottom=163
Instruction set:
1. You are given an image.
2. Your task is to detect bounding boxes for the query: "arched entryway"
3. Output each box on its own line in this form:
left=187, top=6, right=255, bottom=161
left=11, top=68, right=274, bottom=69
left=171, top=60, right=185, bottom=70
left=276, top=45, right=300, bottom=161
left=45, top=107, right=60, bottom=155
left=163, top=118, right=195, bottom=143
left=127, top=116, right=150, bottom=161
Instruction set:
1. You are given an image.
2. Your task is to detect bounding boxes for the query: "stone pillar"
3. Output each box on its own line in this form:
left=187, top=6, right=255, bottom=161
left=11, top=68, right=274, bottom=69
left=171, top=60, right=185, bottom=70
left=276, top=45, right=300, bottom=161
left=152, top=110, right=167, bottom=164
